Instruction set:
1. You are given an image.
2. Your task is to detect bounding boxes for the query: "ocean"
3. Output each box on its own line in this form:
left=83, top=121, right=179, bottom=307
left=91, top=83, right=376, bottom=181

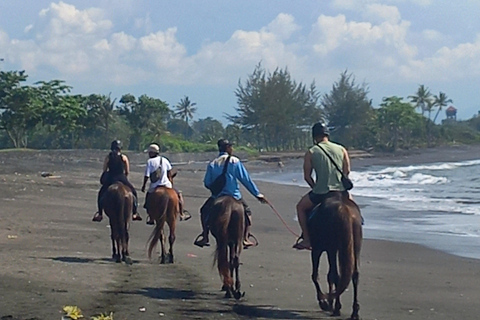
left=251, top=158, right=480, bottom=260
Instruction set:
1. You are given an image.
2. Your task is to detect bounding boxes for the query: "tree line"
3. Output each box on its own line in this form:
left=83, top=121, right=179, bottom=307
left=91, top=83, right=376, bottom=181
left=1, top=65, right=480, bottom=153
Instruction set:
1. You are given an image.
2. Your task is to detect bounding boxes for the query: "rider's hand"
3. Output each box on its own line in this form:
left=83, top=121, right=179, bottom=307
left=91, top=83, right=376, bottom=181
left=256, top=193, right=267, bottom=204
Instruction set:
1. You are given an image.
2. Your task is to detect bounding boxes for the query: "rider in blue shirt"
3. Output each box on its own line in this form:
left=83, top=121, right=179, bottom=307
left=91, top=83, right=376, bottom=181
left=194, top=139, right=267, bottom=248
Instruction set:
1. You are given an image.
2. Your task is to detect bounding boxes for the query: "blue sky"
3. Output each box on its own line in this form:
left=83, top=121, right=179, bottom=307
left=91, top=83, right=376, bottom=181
left=1, top=0, right=480, bottom=123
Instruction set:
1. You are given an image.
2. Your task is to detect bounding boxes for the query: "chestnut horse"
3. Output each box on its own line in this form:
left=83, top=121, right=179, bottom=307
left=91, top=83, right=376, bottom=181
left=103, top=182, right=134, bottom=265
left=209, top=196, right=245, bottom=299
left=308, top=191, right=362, bottom=320
left=146, top=178, right=179, bottom=264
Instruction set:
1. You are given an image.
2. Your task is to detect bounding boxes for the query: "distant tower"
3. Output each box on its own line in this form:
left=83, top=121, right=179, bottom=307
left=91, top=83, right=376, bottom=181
left=445, top=106, right=457, bottom=121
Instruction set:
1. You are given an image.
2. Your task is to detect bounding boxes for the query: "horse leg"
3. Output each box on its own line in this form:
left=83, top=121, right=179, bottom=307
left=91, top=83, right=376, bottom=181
left=167, top=221, right=176, bottom=264
left=330, top=251, right=342, bottom=317
left=122, top=226, right=133, bottom=265
left=327, top=250, right=339, bottom=312
left=311, top=249, right=329, bottom=311
left=110, top=222, right=121, bottom=263
left=232, top=244, right=243, bottom=299
left=350, top=268, right=360, bottom=320
left=218, top=244, right=233, bottom=298
left=159, top=227, right=167, bottom=264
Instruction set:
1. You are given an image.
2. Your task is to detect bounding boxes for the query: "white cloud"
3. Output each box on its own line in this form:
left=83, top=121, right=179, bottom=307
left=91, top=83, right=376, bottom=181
left=401, top=35, right=480, bottom=81
left=263, top=13, right=300, bottom=40
left=364, top=3, right=401, bottom=23
left=2, top=0, right=479, bottom=105
left=422, top=29, right=443, bottom=41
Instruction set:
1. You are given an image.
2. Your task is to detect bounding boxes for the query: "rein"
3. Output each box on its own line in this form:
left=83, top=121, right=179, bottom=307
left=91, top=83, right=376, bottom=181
left=265, top=198, right=300, bottom=238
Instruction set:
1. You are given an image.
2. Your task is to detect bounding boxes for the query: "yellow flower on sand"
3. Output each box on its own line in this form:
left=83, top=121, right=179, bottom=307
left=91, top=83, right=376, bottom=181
left=63, top=305, right=84, bottom=319
left=91, top=312, right=114, bottom=320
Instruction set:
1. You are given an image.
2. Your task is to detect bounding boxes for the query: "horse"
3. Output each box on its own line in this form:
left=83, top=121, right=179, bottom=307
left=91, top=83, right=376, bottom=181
left=308, top=191, right=362, bottom=320
left=146, top=172, right=179, bottom=264
left=209, top=196, right=245, bottom=299
left=103, top=182, right=134, bottom=265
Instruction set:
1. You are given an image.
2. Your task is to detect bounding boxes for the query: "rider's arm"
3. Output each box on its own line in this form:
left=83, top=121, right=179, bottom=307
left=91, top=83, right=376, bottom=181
left=235, top=160, right=261, bottom=197
left=203, top=163, right=214, bottom=189
left=303, top=151, right=315, bottom=189
left=123, top=155, right=130, bottom=177
left=141, top=159, right=151, bottom=192
left=102, top=155, right=109, bottom=172
left=342, top=148, right=351, bottom=176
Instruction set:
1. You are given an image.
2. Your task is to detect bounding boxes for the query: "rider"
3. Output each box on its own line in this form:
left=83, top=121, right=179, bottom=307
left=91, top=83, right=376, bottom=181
left=92, top=140, right=142, bottom=222
left=194, top=139, right=267, bottom=248
left=293, top=122, right=351, bottom=250
left=140, top=143, right=191, bottom=225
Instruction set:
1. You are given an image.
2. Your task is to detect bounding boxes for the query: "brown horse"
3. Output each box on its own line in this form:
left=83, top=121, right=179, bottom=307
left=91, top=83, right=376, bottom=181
left=209, top=196, right=245, bottom=299
left=146, top=184, right=179, bottom=264
left=103, top=182, right=134, bottom=265
left=308, top=191, right=362, bottom=320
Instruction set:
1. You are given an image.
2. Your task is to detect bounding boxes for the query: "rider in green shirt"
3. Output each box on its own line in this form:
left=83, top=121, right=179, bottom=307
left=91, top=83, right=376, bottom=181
left=293, top=123, right=351, bottom=250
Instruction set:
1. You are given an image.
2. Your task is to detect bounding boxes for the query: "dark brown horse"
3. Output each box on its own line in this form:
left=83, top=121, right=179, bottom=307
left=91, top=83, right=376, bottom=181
left=103, top=182, right=134, bottom=265
left=308, top=191, right=362, bottom=320
left=209, top=196, right=245, bottom=299
left=146, top=185, right=179, bottom=264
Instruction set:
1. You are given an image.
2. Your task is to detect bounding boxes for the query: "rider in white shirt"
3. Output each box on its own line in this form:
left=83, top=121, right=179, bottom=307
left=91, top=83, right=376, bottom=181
left=141, top=143, right=190, bottom=225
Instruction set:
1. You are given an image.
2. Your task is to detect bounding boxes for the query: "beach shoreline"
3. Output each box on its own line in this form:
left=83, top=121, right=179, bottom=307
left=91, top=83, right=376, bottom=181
left=1, top=147, right=480, bottom=319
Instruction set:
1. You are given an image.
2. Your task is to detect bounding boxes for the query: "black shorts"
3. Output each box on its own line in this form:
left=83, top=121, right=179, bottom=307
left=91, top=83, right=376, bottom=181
left=308, top=191, right=329, bottom=206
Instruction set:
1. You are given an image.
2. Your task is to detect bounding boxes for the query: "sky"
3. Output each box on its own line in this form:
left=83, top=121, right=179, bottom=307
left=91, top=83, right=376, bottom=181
left=1, top=0, right=480, bottom=123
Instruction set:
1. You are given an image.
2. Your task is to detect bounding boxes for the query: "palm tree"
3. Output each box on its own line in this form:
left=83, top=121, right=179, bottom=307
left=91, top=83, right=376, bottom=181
left=408, top=85, right=432, bottom=116
left=174, top=96, right=197, bottom=138
left=432, top=92, right=453, bottom=123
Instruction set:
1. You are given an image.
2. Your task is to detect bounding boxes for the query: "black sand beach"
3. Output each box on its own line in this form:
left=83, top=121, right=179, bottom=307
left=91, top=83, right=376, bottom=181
left=1, top=145, right=480, bottom=319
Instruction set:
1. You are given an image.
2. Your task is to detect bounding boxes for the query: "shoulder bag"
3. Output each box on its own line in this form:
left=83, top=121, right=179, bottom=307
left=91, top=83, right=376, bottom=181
left=207, top=156, right=231, bottom=196
left=150, top=157, right=163, bottom=183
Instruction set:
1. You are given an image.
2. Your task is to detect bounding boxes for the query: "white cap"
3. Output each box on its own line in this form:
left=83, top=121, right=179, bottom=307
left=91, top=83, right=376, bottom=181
left=147, top=143, right=160, bottom=153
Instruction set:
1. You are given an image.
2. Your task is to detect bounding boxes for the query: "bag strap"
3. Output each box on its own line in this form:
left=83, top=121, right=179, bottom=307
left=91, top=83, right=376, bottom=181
left=222, top=155, right=231, bottom=174
left=317, top=144, right=346, bottom=178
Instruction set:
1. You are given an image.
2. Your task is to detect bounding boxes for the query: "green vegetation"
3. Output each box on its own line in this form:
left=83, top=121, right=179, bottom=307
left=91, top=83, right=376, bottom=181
left=1, top=64, right=479, bottom=153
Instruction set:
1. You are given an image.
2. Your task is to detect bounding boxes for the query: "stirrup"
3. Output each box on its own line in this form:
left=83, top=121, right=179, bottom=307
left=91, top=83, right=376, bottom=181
left=193, top=234, right=210, bottom=248
left=243, top=233, right=259, bottom=249
left=180, top=210, right=192, bottom=221
left=292, top=237, right=311, bottom=250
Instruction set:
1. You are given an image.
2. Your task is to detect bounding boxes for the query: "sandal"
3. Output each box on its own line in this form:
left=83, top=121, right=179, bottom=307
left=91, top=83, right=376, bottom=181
left=243, top=233, right=259, bottom=249
left=292, top=237, right=311, bottom=250
left=146, top=216, right=154, bottom=225
left=193, top=234, right=210, bottom=248
left=180, top=210, right=192, bottom=221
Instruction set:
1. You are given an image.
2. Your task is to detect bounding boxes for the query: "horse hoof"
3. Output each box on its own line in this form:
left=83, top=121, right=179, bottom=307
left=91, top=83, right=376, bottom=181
left=233, top=290, right=244, bottom=300
left=319, top=300, right=330, bottom=311
left=332, top=310, right=341, bottom=317
left=123, top=256, right=133, bottom=265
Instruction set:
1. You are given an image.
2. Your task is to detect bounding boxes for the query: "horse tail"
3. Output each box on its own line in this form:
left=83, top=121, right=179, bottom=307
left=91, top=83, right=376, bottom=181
left=334, top=204, right=356, bottom=297
left=213, top=201, right=233, bottom=287
left=147, top=195, right=168, bottom=259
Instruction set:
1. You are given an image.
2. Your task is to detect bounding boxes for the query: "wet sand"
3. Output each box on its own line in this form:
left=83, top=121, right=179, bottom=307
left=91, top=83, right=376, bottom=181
left=0, top=147, right=480, bottom=319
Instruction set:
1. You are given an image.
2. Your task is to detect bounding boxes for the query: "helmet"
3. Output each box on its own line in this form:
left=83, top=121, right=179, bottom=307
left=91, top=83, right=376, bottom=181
left=110, top=140, right=122, bottom=151
left=312, top=123, right=330, bottom=139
